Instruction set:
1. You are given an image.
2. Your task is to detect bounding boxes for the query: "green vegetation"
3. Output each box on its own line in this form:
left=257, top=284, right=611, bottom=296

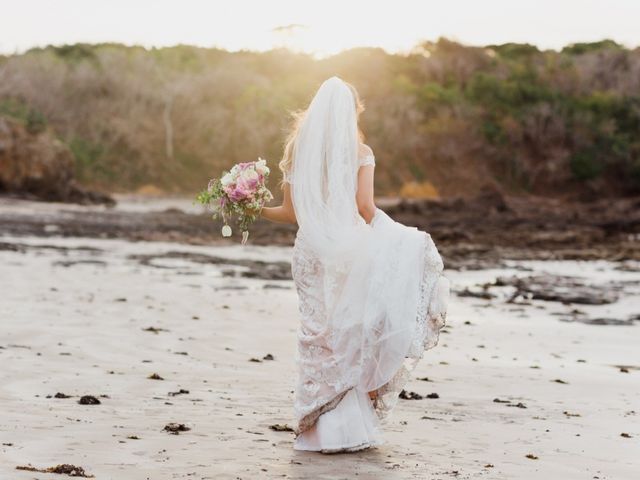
left=0, top=98, right=47, bottom=133
left=68, top=137, right=107, bottom=182
left=561, top=39, right=623, bottom=55
left=1, top=39, right=638, bottom=196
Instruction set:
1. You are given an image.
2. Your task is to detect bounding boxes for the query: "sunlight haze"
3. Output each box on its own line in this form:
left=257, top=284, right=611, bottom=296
left=1, top=0, right=638, bottom=55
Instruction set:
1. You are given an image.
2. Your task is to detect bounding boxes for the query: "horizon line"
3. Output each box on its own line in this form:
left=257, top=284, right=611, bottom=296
left=2, top=37, right=638, bottom=59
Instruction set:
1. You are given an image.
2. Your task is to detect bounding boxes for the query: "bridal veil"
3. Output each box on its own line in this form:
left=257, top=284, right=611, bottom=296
left=287, top=77, right=449, bottom=450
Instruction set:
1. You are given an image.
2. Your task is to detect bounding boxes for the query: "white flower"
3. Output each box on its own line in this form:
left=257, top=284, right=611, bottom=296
left=221, top=224, right=232, bottom=237
left=255, top=158, right=270, bottom=176
left=241, top=168, right=259, bottom=182
left=220, top=173, right=234, bottom=187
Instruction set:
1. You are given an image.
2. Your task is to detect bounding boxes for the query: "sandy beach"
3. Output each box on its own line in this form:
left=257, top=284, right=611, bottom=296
left=1, top=205, right=639, bottom=479
left=3, top=4, right=640, bottom=477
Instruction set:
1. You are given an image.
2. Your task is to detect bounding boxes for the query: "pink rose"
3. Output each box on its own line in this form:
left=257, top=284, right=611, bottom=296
left=225, top=182, right=251, bottom=202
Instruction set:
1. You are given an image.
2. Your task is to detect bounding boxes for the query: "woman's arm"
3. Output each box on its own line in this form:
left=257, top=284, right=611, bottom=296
left=260, top=181, right=297, bottom=224
left=356, top=165, right=377, bottom=224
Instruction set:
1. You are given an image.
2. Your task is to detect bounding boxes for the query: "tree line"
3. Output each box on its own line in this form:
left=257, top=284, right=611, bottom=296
left=0, top=38, right=638, bottom=198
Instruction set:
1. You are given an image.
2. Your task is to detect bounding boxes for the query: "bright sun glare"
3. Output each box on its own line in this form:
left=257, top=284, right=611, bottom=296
left=0, top=0, right=639, bottom=55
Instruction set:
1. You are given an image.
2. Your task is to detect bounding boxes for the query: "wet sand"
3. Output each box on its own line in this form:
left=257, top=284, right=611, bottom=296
left=1, top=227, right=639, bottom=479
left=1, top=191, right=639, bottom=271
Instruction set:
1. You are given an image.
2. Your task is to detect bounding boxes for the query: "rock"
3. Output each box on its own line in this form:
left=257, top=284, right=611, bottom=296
left=0, top=115, right=113, bottom=205
left=168, top=389, right=189, bottom=397
left=456, top=287, right=495, bottom=300
left=387, top=185, right=511, bottom=218
left=163, top=423, right=190, bottom=435
left=269, top=423, right=294, bottom=432
left=129, top=251, right=293, bottom=281
left=495, top=275, right=618, bottom=305
left=77, top=395, right=101, bottom=405
left=562, top=314, right=639, bottom=326
left=142, top=326, right=169, bottom=334
left=399, top=390, right=423, bottom=400
left=16, top=463, right=94, bottom=477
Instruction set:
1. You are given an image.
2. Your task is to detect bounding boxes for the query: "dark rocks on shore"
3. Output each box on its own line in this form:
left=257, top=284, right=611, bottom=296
left=561, top=315, right=640, bottom=326
left=129, top=251, right=292, bottom=281
left=0, top=115, right=113, bottom=205
left=269, top=423, right=294, bottom=432
left=142, top=326, right=169, bottom=334
left=77, top=395, right=101, bottom=405
left=168, top=389, right=190, bottom=397
left=163, top=423, right=190, bottom=434
left=494, top=275, right=619, bottom=305
left=399, top=390, right=439, bottom=400
left=16, top=463, right=94, bottom=477
left=456, top=287, right=496, bottom=300
left=399, top=390, right=424, bottom=400
left=1, top=161, right=639, bottom=268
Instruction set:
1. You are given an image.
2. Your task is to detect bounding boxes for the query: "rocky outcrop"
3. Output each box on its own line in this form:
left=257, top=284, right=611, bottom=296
left=0, top=115, right=113, bottom=204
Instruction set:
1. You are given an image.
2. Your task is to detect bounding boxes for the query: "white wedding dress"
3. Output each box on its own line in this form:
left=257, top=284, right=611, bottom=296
left=289, top=150, right=449, bottom=453
left=285, top=77, right=449, bottom=453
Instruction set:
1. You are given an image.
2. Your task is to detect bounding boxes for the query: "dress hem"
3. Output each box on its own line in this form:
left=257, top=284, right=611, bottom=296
left=292, top=218, right=449, bottom=438
left=294, top=438, right=384, bottom=453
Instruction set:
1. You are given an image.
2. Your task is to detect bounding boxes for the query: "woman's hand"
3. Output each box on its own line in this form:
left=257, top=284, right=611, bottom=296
left=244, top=204, right=263, bottom=217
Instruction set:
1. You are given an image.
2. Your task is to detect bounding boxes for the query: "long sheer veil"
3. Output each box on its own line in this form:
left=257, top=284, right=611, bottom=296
left=289, top=78, right=449, bottom=436
left=289, top=76, right=367, bottom=262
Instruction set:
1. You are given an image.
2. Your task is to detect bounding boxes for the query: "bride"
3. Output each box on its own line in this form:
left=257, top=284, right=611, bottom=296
left=258, top=77, right=449, bottom=453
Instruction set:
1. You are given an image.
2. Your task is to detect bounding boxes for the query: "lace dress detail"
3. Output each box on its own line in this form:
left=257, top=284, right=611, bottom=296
left=291, top=234, right=353, bottom=433
left=291, top=204, right=450, bottom=452
left=372, top=232, right=449, bottom=419
left=359, top=143, right=376, bottom=167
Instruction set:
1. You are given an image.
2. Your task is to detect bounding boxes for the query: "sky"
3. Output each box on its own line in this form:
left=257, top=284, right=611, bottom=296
left=1, top=0, right=638, bottom=56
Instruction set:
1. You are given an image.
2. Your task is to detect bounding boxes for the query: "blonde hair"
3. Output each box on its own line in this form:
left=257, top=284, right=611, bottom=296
left=279, top=81, right=365, bottom=186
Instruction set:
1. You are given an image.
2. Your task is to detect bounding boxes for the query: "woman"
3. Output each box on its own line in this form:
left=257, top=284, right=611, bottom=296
left=259, top=77, right=449, bottom=453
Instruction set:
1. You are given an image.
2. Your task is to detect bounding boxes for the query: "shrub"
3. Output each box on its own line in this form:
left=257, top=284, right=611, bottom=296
left=570, top=148, right=603, bottom=180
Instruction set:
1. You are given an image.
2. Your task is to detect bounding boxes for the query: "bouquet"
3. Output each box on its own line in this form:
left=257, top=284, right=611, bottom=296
left=195, top=158, right=273, bottom=244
